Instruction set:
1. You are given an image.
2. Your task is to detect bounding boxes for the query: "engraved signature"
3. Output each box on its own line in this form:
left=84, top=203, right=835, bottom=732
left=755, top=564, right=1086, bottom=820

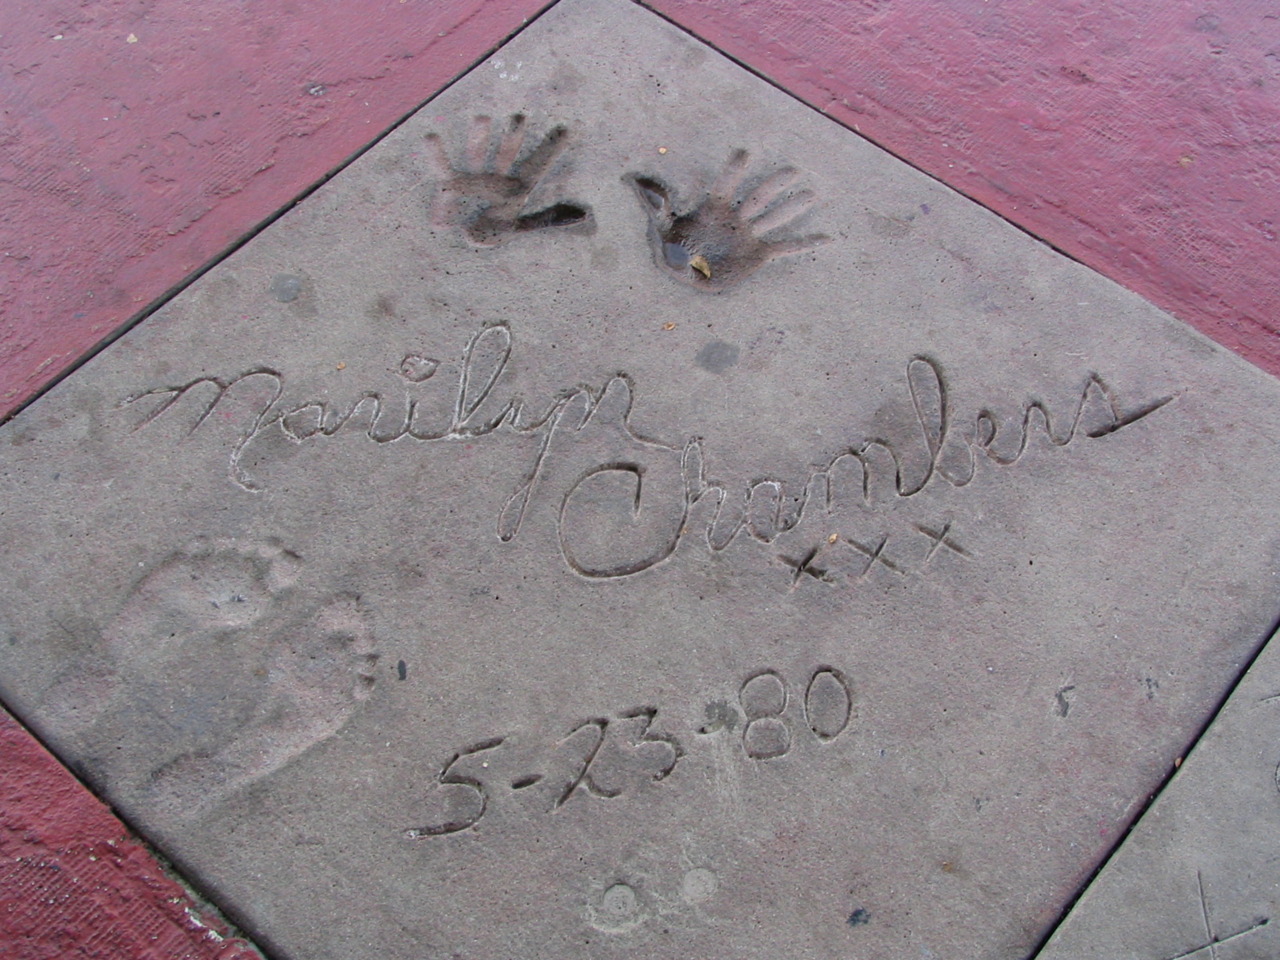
left=122, top=323, right=1174, bottom=579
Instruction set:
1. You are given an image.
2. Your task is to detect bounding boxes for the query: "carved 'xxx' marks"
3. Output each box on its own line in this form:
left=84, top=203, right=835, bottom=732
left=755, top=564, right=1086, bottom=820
left=425, top=114, right=593, bottom=246
left=777, top=544, right=833, bottom=588
left=628, top=148, right=829, bottom=291
left=843, top=534, right=904, bottom=580
left=777, top=519, right=973, bottom=589
left=911, top=521, right=972, bottom=562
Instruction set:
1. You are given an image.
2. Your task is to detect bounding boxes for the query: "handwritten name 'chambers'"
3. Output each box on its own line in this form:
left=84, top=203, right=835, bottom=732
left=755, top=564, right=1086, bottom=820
left=121, top=323, right=1174, bottom=578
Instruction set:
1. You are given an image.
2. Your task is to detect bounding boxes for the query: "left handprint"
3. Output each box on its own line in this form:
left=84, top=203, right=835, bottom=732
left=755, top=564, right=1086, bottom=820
left=425, top=114, right=593, bottom=246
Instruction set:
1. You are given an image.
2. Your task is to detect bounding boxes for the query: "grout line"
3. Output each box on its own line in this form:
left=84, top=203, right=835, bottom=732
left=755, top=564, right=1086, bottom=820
left=1022, top=608, right=1280, bottom=958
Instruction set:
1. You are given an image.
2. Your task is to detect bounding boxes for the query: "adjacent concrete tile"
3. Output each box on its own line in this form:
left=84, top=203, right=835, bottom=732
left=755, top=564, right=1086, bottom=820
left=1036, top=628, right=1280, bottom=960
left=2, top=1, right=1280, bottom=957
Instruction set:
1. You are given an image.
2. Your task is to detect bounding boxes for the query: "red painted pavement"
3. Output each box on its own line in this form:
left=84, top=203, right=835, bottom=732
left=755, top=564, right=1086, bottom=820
left=0, top=709, right=260, bottom=960
left=644, top=0, right=1280, bottom=376
left=0, top=0, right=552, bottom=421
left=3, top=0, right=1278, bottom=425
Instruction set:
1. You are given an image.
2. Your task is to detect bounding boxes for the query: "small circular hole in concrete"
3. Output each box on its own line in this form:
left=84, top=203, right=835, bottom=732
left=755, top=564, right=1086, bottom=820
left=270, top=274, right=304, bottom=303
left=696, top=340, right=739, bottom=374
left=600, top=883, right=637, bottom=921
left=681, top=867, right=718, bottom=903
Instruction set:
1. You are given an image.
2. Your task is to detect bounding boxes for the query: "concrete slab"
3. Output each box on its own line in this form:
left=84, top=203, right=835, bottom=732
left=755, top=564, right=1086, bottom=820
left=0, top=708, right=261, bottom=960
left=2, top=0, right=1279, bottom=957
left=1036, top=628, right=1280, bottom=960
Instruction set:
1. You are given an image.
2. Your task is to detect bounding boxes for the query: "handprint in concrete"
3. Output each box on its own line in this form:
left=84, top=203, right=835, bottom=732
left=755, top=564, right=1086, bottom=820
left=425, top=114, right=593, bottom=246
left=627, top=148, right=828, bottom=290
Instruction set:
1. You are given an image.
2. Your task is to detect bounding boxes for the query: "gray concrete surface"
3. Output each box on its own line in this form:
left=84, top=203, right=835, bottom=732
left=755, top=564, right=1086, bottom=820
left=1037, top=626, right=1280, bottom=960
left=2, top=1, right=1280, bottom=957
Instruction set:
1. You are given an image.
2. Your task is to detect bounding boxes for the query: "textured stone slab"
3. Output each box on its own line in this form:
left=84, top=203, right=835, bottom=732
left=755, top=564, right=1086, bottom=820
left=0, top=708, right=261, bottom=960
left=2, top=0, right=1280, bottom=957
left=1036, top=628, right=1280, bottom=960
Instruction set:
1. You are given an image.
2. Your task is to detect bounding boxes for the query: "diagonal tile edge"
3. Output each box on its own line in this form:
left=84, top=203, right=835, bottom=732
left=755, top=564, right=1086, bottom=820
left=0, top=707, right=264, bottom=960
left=1035, top=621, right=1280, bottom=959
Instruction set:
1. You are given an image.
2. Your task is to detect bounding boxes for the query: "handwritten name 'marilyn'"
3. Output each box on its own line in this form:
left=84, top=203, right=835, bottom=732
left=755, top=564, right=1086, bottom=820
left=122, top=323, right=1172, bottom=578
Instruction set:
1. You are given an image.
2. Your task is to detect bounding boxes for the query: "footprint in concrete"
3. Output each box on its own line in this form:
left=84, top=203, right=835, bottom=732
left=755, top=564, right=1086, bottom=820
left=627, top=148, right=829, bottom=291
left=49, top=538, right=377, bottom=815
left=424, top=113, right=593, bottom=246
left=46, top=538, right=301, bottom=733
left=147, top=591, right=378, bottom=816
left=109, top=537, right=300, bottom=651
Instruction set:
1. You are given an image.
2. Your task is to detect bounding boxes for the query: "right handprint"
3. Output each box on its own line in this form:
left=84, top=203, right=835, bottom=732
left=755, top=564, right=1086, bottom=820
left=627, top=148, right=829, bottom=291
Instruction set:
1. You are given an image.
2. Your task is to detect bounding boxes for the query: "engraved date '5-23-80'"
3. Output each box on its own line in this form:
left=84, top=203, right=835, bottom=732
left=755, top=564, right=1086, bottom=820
left=403, top=665, right=852, bottom=839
